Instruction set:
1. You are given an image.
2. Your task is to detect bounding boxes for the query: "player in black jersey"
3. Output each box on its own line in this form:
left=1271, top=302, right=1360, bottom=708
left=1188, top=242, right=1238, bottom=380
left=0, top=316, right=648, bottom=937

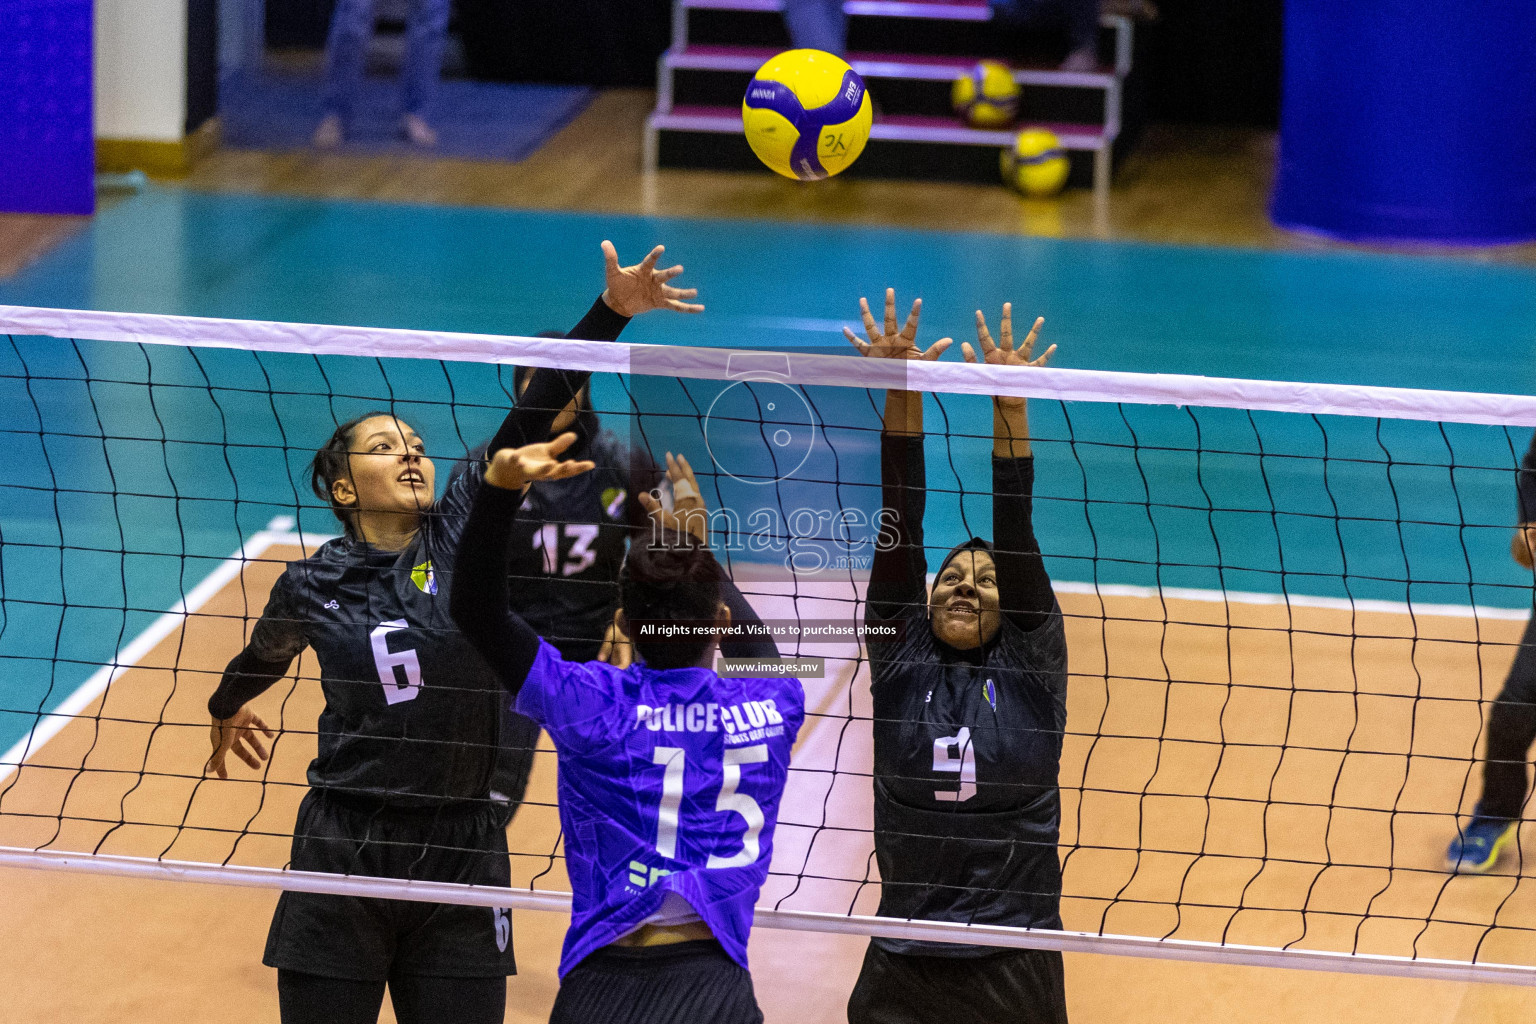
left=1447, top=432, right=1536, bottom=873
left=843, top=291, right=1070, bottom=1024
left=201, top=240, right=703, bottom=1024
left=450, top=356, right=663, bottom=821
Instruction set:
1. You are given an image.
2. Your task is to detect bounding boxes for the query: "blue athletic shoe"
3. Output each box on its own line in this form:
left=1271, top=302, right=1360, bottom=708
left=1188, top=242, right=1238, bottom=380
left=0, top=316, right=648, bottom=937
left=1446, top=818, right=1517, bottom=874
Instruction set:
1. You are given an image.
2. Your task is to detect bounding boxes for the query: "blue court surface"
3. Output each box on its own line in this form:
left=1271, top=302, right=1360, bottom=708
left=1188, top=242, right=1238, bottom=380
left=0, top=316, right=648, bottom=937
left=4, top=184, right=1536, bottom=757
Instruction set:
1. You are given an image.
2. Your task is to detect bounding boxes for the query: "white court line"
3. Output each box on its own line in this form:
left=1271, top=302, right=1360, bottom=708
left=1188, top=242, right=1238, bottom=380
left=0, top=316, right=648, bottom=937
left=0, top=517, right=336, bottom=784
left=1052, top=580, right=1533, bottom=622
left=2, top=846, right=1535, bottom=987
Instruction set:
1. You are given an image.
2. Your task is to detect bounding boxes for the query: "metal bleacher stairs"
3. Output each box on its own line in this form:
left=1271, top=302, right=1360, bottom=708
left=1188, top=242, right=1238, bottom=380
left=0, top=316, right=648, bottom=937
left=643, top=0, right=1138, bottom=202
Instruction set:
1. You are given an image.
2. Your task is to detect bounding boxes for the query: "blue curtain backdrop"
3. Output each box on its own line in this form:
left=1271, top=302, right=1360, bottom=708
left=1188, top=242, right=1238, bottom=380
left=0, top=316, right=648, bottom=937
left=1271, top=1, right=1536, bottom=245
left=0, top=0, right=93, bottom=215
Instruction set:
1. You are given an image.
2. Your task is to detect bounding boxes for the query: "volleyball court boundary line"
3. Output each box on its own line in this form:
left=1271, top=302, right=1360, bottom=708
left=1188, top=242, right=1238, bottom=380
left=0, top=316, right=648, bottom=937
left=1, top=845, right=1534, bottom=988
left=0, top=516, right=336, bottom=784
left=6, top=304, right=1536, bottom=426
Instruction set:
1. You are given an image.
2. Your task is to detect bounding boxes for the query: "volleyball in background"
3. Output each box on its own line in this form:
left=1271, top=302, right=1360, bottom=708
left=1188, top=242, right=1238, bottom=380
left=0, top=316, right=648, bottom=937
left=951, top=60, right=1021, bottom=128
left=1000, top=128, right=1071, bottom=197
left=742, top=49, right=873, bottom=181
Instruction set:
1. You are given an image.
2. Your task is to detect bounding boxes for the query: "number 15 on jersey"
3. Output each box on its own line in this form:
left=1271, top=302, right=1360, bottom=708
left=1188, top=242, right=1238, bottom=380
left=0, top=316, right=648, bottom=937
left=651, top=744, right=769, bottom=868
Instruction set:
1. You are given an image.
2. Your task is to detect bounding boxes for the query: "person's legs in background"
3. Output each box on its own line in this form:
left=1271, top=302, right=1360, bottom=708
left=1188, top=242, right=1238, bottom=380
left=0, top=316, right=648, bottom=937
left=1447, top=609, right=1536, bottom=873
left=400, top=0, right=451, bottom=147
left=989, top=0, right=1102, bottom=72
left=1058, top=0, right=1101, bottom=71
left=783, top=0, right=847, bottom=56
left=316, top=0, right=378, bottom=147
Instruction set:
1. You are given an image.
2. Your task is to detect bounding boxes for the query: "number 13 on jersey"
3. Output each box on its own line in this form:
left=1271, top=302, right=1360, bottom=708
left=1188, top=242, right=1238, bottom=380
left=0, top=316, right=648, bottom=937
left=651, top=744, right=769, bottom=868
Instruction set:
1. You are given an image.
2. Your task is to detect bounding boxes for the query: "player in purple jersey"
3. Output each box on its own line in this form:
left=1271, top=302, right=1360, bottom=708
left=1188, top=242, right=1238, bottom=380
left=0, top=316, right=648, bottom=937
left=451, top=433, right=805, bottom=1024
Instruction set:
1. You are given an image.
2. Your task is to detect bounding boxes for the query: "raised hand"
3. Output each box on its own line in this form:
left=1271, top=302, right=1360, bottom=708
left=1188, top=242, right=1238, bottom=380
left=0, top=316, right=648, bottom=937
left=961, top=303, right=1055, bottom=409
left=486, top=432, right=597, bottom=491
left=843, top=288, right=953, bottom=362
left=600, top=240, right=705, bottom=317
left=206, top=706, right=275, bottom=779
left=597, top=610, right=634, bottom=669
left=637, top=451, right=709, bottom=544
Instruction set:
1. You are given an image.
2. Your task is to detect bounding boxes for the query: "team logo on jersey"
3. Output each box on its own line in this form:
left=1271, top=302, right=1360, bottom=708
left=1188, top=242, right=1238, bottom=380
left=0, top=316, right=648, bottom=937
left=984, top=678, right=997, bottom=712
left=601, top=487, right=626, bottom=519
left=323, top=599, right=339, bottom=610
left=411, top=560, right=437, bottom=595
left=628, top=860, right=674, bottom=888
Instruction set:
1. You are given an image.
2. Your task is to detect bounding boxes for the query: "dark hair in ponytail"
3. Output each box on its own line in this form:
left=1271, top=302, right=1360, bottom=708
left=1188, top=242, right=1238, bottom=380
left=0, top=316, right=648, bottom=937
left=309, top=410, right=392, bottom=536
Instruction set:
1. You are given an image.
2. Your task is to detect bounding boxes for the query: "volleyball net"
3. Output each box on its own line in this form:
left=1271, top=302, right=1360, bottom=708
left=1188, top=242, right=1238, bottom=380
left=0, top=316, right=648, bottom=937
left=5, top=304, right=1536, bottom=985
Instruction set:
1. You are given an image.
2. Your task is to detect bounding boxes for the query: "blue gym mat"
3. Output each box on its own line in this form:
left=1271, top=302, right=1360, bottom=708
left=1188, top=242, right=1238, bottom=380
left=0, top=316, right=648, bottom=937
left=218, top=68, right=594, bottom=162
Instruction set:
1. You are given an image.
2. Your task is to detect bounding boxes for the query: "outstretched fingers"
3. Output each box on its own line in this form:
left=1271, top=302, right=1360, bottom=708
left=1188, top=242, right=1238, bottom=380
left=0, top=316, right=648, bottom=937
left=921, top=337, right=953, bottom=361
left=1018, top=314, right=1042, bottom=359
left=859, top=296, right=882, bottom=346
left=843, top=326, right=872, bottom=356
left=974, top=309, right=998, bottom=358
left=638, top=244, right=665, bottom=274
left=666, top=294, right=705, bottom=313
left=900, top=297, right=923, bottom=344
left=233, top=735, right=262, bottom=770
left=883, top=287, right=898, bottom=338
left=1029, top=344, right=1057, bottom=367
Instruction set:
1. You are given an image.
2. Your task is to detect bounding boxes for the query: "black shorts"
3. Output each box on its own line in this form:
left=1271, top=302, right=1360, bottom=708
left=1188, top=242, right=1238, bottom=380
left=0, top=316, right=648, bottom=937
left=549, top=940, right=762, bottom=1024
left=847, top=941, right=1068, bottom=1024
left=264, top=789, right=517, bottom=982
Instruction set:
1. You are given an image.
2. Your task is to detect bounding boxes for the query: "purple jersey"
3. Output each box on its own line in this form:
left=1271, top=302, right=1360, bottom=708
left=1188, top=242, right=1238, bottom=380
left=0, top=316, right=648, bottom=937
left=516, top=641, right=805, bottom=977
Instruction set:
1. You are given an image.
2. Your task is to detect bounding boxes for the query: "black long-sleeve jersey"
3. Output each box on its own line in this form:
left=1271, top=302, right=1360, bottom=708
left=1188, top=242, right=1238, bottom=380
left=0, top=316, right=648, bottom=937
left=455, top=422, right=660, bottom=814
left=207, top=297, right=631, bottom=809
left=1518, top=432, right=1536, bottom=524
left=864, top=433, right=1069, bottom=957
left=452, top=423, right=661, bottom=661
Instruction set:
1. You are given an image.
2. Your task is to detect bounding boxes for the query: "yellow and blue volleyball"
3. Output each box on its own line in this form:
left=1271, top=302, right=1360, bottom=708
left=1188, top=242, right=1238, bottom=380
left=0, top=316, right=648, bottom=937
left=742, top=49, right=873, bottom=181
left=1000, top=128, right=1071, bottom=197
left=951, top=60, right=1020, bottom=128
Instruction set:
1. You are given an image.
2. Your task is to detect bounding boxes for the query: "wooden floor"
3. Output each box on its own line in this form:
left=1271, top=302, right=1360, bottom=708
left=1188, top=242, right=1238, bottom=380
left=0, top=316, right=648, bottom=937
left=7, top=552, right=1536, bottom=1021
left=8, top=89, right=1535, bottom=286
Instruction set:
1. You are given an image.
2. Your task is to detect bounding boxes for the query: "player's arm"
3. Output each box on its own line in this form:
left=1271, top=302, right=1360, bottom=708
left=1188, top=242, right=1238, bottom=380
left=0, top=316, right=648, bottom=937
left=1514, top=432, right=1536, bottom=569
left=451, top=435, right=597, bottom=696
left=965, top=304, right=1058, bottom=630
left=845, top=289, right=947, bottom=622
left=485, top=241, right=704, bottom=457
left=204, top=576, right=307, bottom=779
